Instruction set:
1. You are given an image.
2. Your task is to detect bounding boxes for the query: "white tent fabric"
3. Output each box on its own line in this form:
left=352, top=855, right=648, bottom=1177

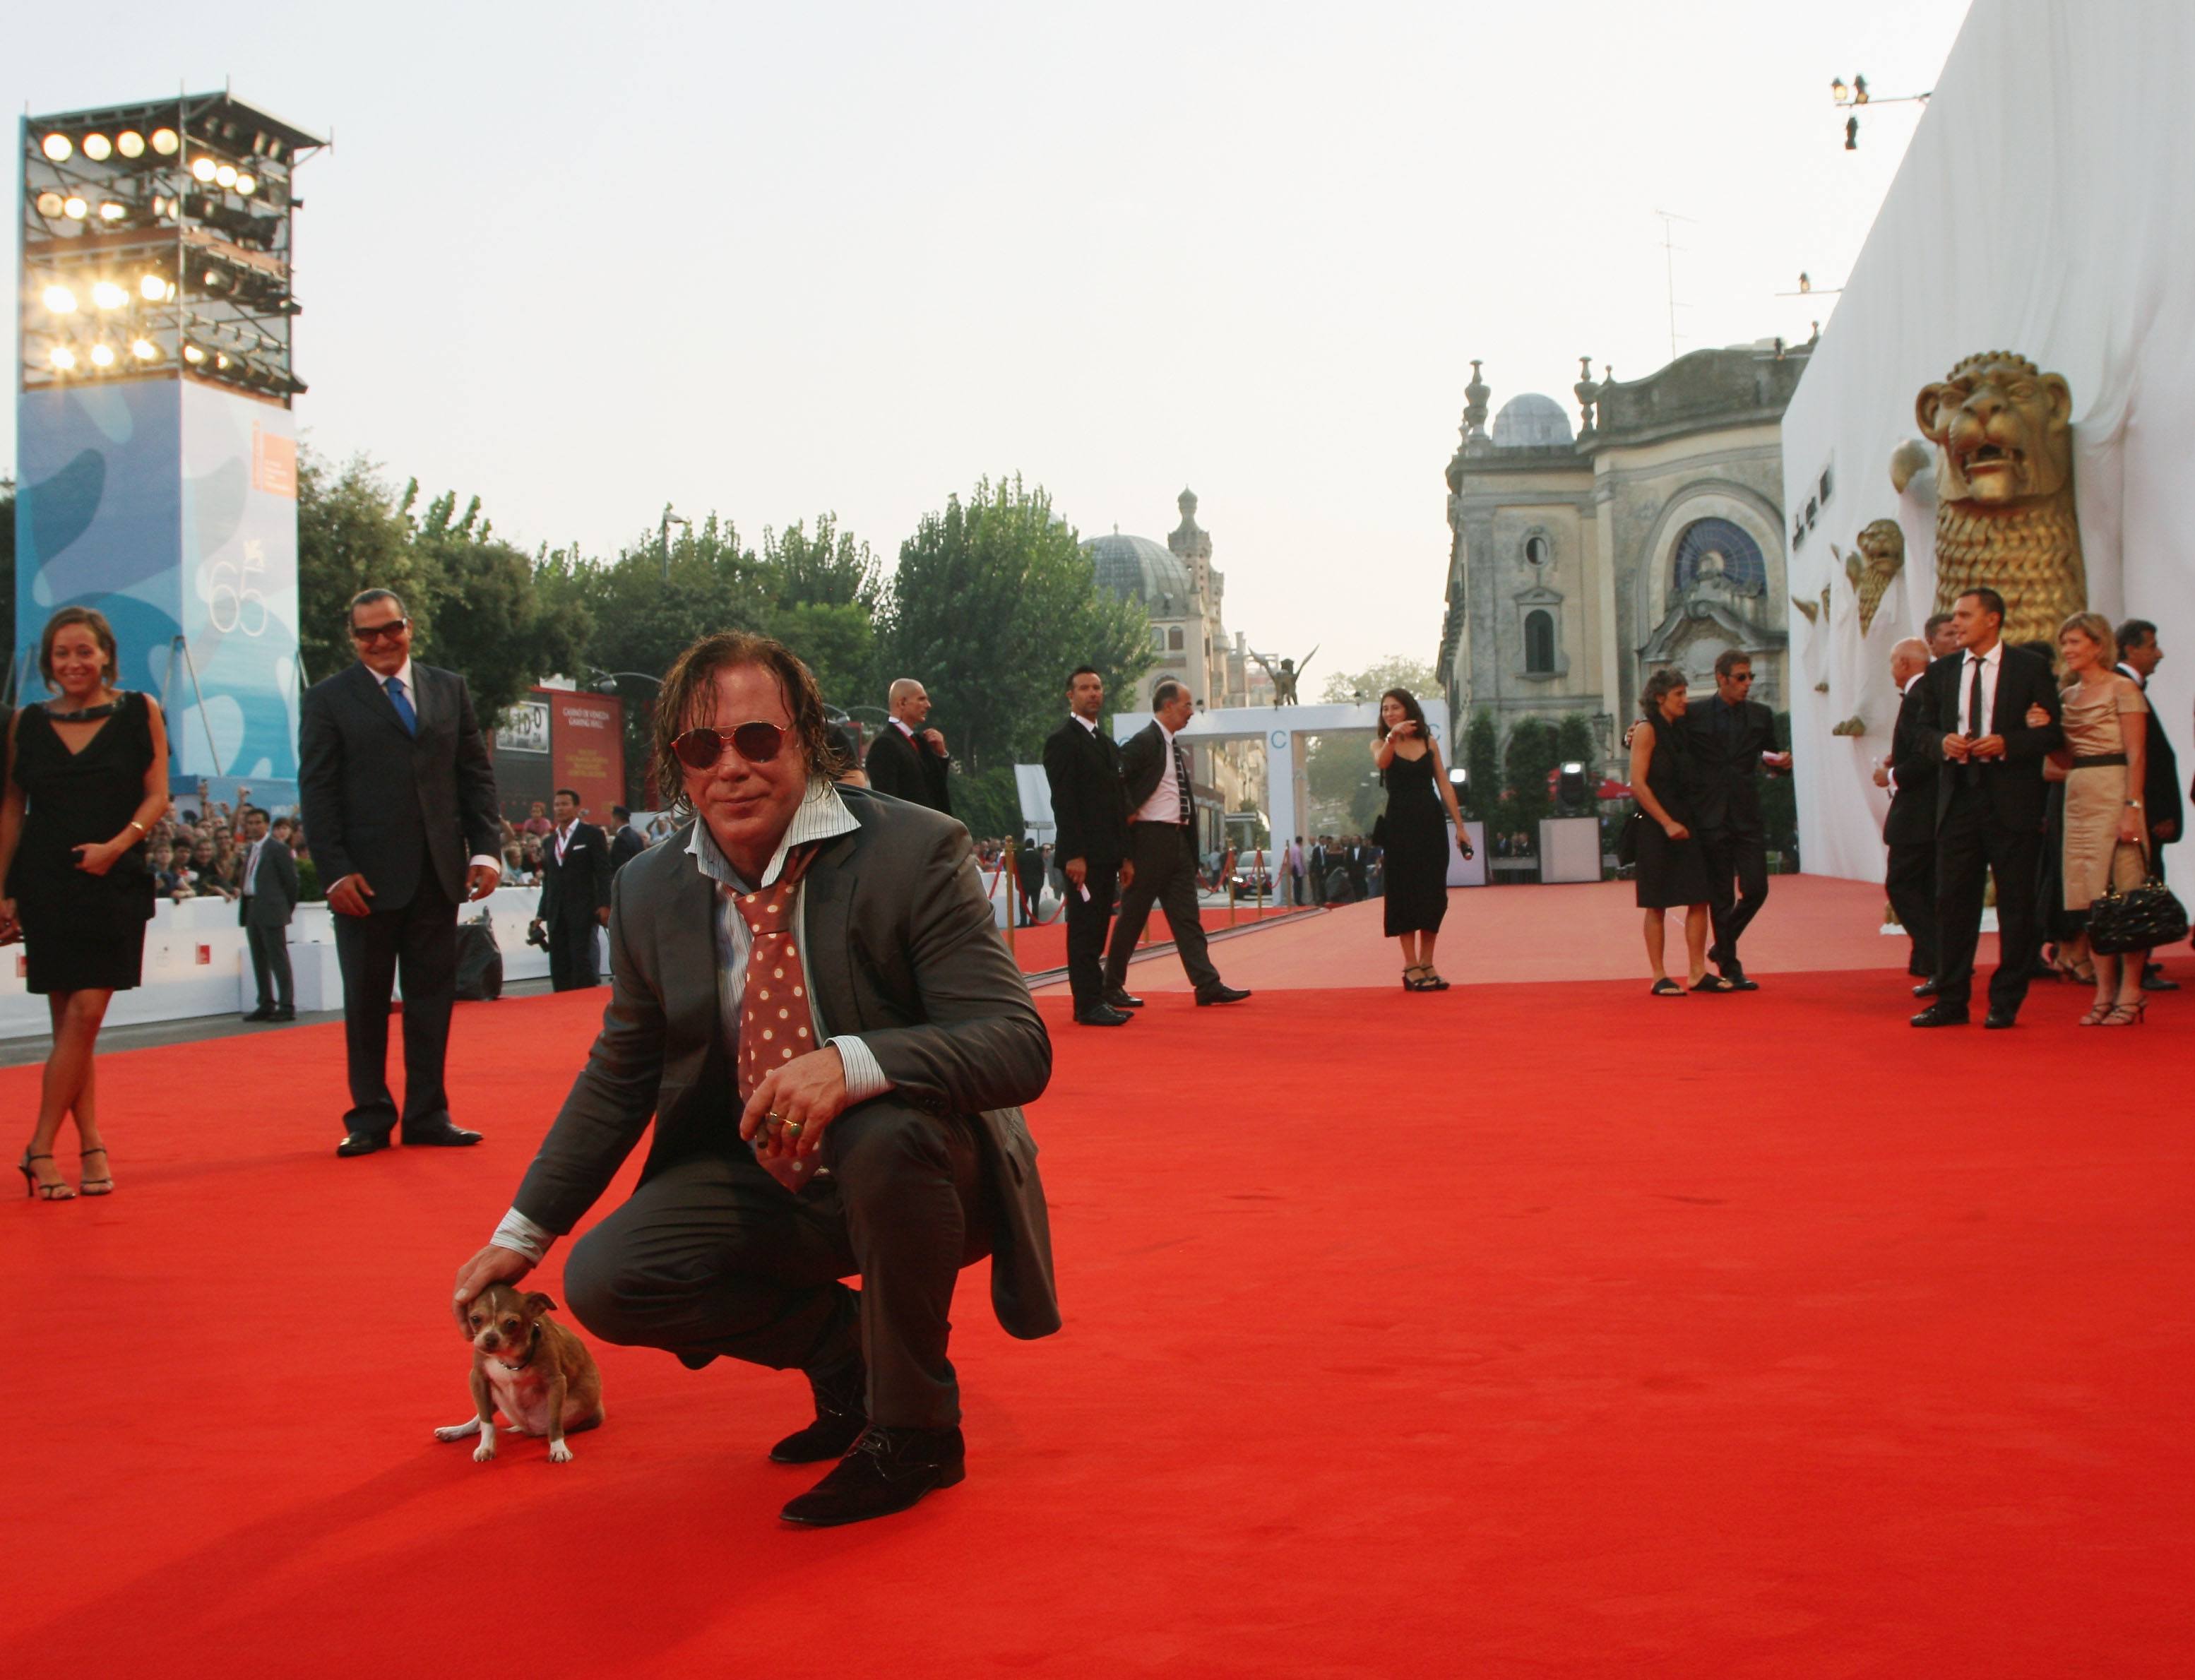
left=1782, top=0, right=2195, bottom=881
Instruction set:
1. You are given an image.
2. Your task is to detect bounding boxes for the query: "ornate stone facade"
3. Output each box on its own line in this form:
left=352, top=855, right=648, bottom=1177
left=1436, top=342, right=1811, bottom=771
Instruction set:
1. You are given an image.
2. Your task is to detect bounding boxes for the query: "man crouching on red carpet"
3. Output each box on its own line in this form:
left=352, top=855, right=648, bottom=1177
left=452, top=631, right=1059, bottom=1526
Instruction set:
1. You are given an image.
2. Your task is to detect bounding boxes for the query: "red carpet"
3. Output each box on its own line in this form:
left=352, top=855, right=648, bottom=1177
left=5, top=955, right=2192, bottom=1676
left=1006, top=902, right=1303, bottom=976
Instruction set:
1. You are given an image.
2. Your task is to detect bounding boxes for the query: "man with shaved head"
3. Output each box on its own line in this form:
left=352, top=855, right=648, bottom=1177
left=864, top=677, right=952, bottom=814
left=1880, top=636, right=1941, bottom=992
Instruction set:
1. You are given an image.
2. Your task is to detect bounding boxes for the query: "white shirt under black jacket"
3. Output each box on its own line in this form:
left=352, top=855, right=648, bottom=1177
left=1955, top=641, right=2004, bottom=739
left=487, top=781, right=891, bottom=1263
left=1131, top=718, right=1188, bottom=826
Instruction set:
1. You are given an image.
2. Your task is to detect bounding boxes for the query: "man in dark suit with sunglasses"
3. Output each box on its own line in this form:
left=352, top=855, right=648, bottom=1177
left=1674, top=650, right=1790, bottom=989
left=300, top=588, right=504, bottom=1156
left=1043, top=666, right=1135, bottom=1024
left=451, top=631, right=1057, bottom=1527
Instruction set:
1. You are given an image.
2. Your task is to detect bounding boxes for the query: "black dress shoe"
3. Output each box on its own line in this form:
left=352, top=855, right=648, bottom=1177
left=1984, top=1008, right=2018, bottom=1030
left=243, top=1005, right=275, bottom=1022
left=1912, top=979, right=1942, bottom=999
left=336, top=1131, right=391, bottom=1157
left=401, top=1121, right=484, bottom=1147
left=1073, top=1005, right=1133, bottom=1026
left=1194, top=984, right=1251, bottom=1006
left=771, top=1356, right=868, bottom=1465
left=780, top=1425, right=965, bottom=1527
left=1910, top=1003, right=1970, bottom=1027
left=1101, top=989, right=1145, bottom=1009
left=269, top=1005, right=297, bottom=1021
left=1723, top=975, right=1760, bottom=992
left=2142, top=971, right=2180, bottom=993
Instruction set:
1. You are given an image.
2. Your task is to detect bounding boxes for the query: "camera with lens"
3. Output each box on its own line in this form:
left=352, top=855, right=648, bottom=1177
left=525, top=918, right=551, bottom=952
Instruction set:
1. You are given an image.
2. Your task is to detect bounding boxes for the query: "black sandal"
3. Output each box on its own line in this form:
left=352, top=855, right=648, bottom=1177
left=18, top=1150, right=76, bottom=1201
left=1691, top=974, right=1735, bottom=994
left=1650, top=978, right=1684, bottom=996
left=79, top=1145, right=114, bottom=1196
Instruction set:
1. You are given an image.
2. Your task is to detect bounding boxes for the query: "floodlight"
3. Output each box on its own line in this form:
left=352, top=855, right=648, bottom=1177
left=139, top=273, right=171, bottom=301
left=151, top=127, right=180, bottom=155
left=86, top=132, right=117, bottom=162
left=117, top=130, right=146, bottom=158
left=90, top=343, right=117, bottom=368
left=191, top=156, right=218, bottom=183
left=43, top=284, right=78, bottom=314
left=215, top=162, right=237, bottom=187
left=98, top=200, right=128, bottom=222
left=64, top=196, right=88, bottom=220
left=182, top=342, right=208, bottom=365
left=50, top=346, right=78, bottom=371
left=1561, top=761, right=1586, bottom=775
left=131, top=337, right=160, bottom=362
left=42, top=133, right=72, bottom=162
left=235, top=172, right=256, bottom=195
left=91, top=280, right=129, bottom=310
left=36, top=190, right=66, bottom=218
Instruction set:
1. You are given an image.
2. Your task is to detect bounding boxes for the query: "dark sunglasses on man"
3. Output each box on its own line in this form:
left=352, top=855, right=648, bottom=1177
left=350, top=617, right=409, bottom=644
left=672, top=721, right=789, bottom=771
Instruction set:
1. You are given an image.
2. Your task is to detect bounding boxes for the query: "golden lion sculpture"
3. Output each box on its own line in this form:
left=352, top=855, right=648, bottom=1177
left=1916, top=352, right=2084, bottom=644
left=1837, top=518, right=1905, bottom=638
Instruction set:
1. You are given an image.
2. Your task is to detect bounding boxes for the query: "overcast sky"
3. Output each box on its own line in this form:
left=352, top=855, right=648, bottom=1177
left=9, top=0, right=1972, bottom=688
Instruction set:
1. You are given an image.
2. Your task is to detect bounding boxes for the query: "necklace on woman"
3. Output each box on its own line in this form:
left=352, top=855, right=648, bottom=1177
left=44, top=693, right=124, bottom=722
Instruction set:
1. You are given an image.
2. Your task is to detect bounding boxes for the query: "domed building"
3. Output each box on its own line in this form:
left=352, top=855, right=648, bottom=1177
left=1436, top=345, right=1810, bottom=772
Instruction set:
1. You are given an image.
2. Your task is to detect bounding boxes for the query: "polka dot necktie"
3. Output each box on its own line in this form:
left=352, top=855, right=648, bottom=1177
left=735, top=842, right=821, bottom=1191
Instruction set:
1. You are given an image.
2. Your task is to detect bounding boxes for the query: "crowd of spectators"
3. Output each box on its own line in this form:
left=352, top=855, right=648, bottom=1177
left=147, top=788, right=309, bottom=904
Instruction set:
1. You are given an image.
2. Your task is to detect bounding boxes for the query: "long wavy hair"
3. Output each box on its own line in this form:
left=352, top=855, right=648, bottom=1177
left=650, top=631, right=848, bottom=818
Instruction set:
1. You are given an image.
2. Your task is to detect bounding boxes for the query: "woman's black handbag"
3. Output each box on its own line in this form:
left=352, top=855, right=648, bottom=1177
left=1614, top=809, right=1644, bottom=868
left=2086, top=844, right=2189, bottom=954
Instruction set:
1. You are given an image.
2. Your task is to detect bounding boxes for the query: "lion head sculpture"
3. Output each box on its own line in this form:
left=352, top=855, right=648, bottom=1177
left=1915, top=351, right=2085, bottom=643
left=1841, top=518, right=1905, bottom=638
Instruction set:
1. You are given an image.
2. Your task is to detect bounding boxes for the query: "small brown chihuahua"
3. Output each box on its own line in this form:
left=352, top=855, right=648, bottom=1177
left=436, top=1283, right=605, bottom=1464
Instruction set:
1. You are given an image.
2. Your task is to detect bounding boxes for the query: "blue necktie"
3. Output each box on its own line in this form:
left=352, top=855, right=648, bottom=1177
left=386, top=674, right=417, bottom=736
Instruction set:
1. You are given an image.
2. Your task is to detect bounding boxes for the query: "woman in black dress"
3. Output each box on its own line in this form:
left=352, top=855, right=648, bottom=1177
left=0, top=607, right=172, bottom=1201
left=1372, top=687, right=1472, bottom=990
left=1628, top=669, right=1720, bottom=996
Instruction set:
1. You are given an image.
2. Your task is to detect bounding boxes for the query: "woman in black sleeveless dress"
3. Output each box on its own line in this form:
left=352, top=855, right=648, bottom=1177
left=0, top=607, right=172, bottom=1201
left=1627, top=669, right=1718, bottom=996
left=1372, top=687, right=1472, bottom=990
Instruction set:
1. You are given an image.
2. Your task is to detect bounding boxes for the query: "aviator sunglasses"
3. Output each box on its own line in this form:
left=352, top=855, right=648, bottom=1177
left=671, top=720, right=789, bottom=770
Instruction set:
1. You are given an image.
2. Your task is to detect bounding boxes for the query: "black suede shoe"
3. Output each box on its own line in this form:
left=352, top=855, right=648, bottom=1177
left=401, top=1121, right=483, bottom=1147
left=1074, top=1005, right=1133, bottom=1026
left=1101, top=989, right=1145, bottom=1009
left=780, top=1425, right=965, bottom=1527
left=1194, top=984, right=1251, bottom=1006
left=770, top=1357, right=869, bottom=1465
left=336, top=1131, right=391, bottom=1157
left=1912, top=979, right=1942, bottom=999
left=1910, top=1003, right=1969, bottom=1027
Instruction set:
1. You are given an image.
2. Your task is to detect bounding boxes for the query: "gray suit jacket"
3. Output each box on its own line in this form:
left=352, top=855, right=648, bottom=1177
left=513, top=787, right=1060, bottom=1340
left=239, top=839, right=299, bottom=928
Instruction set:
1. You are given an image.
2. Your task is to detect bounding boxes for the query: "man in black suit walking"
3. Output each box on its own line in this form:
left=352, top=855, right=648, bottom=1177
left=1879, top=637, right=1940, bottom=993
left=299, top=588, right=504, bottom=1154
left=1101, top=680, right=1250, bottom=1010
left=535, top=787, right=612, bottom=991
left=864, top=678, right=952, bottom=813
left=607, top=804, right=648, bottom=873
left=1042, top=666, right=1134, bottom=1025
left=1913, top=587, right=2064, bottom=1029
left=1676, top=650, right=1792, bottom=989
left=238, top=804, right=300, bottom=1020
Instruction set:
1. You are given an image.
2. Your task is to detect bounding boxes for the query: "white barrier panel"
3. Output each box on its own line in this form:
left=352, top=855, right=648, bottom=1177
left=1538, top=817, right=1603, bottom=885
left=0, top=883, right=599, bottom=1042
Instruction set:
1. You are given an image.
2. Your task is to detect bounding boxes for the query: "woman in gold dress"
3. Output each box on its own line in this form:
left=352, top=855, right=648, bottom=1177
left=2032, top=614, right=2151, bottom=1025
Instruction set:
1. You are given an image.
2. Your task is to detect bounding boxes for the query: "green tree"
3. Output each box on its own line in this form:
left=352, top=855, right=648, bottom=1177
left=295, top=451, right=433, bottom=685
left=1501, top=716, right=1559, bottom=833
left=405, top=489, right=592, bottom=725
left=876, top=475, right=1150, bottom=779
left=1460, top=709, right=1499, bottom=821
left=1317, top=655, right=1438, bottom=711
left=760, top=513, right=881, bottom=710
left=1554, top=713, right=1598, bottom=770
left=1304, top=653, right=1439, bottom=832
left=1759, top=709, right=1799, bottom=869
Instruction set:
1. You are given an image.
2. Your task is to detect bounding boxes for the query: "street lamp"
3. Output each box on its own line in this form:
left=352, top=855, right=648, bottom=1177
left=590, top=666, right=662, bottom=691
left=659, top=504, right=692, bottom=582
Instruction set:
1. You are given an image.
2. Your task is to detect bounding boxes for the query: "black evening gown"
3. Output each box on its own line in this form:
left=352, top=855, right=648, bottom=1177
left=8, top=691, right=157, bottom=992
left=1379, top=749, right=1450, bottom=936
left=1632, top=715, right=1711, bottom=911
